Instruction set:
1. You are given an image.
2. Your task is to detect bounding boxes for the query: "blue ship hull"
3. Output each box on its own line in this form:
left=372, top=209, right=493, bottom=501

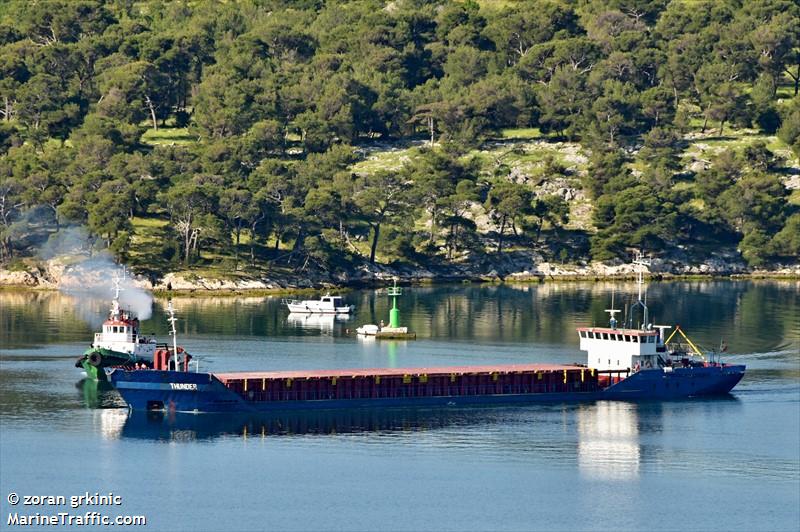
left=109, top=364, right=746, bottom=413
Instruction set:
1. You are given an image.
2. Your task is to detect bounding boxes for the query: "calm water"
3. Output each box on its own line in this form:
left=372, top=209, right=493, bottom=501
left=1, top=282, right=798, bottom=531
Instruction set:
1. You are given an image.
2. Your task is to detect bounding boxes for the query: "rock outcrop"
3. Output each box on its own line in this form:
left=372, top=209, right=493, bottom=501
left=2, top=252, right=798, bottom=292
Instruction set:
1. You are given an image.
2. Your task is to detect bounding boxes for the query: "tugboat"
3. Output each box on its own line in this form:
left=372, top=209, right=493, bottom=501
left=282, top=294, right=354, bottom=314
left=109, top=254, right=745, bottom=412
left=74, top=271, right=189, bottom=382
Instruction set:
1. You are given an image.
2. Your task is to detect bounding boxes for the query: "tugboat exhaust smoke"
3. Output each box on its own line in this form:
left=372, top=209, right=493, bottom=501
left=39, top=227, right=154, bottom=325
left=61, top=256, right=154, bottom=322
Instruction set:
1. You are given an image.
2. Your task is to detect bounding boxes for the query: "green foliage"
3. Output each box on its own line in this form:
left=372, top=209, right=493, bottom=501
left=484, top=178, right=532, bottom=253
left=778, top=98, right=800, bottom=158
left=770, top=213, right=800, bottom=259
left=590, top=184, right=679, bottom=260
left=0, top=0, right=797, bottom=274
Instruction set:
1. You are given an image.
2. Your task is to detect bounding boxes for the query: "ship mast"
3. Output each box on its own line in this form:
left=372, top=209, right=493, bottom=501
left=632, top=251, right=651, bottom=329
left=110, top=268, right=124, bottom=319
left=167, top=300, right=179, bottom=371
left=605, top=289, right=621, bottom=329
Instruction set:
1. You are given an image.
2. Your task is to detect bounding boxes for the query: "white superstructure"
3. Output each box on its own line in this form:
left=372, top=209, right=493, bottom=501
left=578, top=326, right=661, bottom=371
left=578, top=252, right=670, bottom=372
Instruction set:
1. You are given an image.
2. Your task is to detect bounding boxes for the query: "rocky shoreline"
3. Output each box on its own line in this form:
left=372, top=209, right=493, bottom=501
left=2, top=253, right=798, bottom=293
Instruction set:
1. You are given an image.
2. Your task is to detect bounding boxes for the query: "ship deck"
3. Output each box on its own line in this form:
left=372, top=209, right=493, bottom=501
left=213, top=363, right=580, bottom=382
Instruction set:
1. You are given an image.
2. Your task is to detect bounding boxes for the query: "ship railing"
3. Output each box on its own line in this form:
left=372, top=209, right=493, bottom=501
left=234, top=381, right=602, bottom=402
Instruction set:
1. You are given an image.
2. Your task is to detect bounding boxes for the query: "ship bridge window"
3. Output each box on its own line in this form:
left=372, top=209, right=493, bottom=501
left=624, top=335, right=631, bottom=342
left=602, top=333, right=609, bottom=340
left=580, top=331, right=586, bottom=338
left=633, top=336, right=639, bottom=343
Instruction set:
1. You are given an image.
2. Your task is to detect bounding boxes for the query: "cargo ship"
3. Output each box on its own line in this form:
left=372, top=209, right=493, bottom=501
left=75, top=271, right=190, bottom=382
left=109, top=255, right=745, bottom=412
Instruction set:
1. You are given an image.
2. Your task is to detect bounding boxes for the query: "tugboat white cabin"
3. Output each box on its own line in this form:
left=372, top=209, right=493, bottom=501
left=92, top=273, right=156, bottom=358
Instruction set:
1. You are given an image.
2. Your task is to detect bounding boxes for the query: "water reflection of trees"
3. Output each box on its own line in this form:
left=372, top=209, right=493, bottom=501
left=390, top=281, right=798, bottom=352
left=2, top=281, right=797, bottom=354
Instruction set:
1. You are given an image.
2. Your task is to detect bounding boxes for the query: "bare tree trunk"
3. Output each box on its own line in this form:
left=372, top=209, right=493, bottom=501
left=184, top=229, right=191, bottom=265
left=234, top=224, right=241, bottom=269
left=145, top=95, right=158, bottom=131
left=369, top=223, right=380, bottom=264
left=250, top=220, right=260, bottom=267
left=497, top=217, right=506, bottom=254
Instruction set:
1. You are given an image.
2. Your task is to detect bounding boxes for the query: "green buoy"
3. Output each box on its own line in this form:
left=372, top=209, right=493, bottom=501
left=387, top=280, right=402, bottom=328
left=374, top=279, right=416, bottom=339
left=356, top=279, right=415, bottom=339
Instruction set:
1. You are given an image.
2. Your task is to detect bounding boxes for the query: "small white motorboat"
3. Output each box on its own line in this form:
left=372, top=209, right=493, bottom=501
left=355, top=324, right=380, bottom=336
left=282, top=294, right=354, bottom=314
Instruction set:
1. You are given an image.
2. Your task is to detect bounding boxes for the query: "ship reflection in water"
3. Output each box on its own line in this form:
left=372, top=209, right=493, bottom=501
left=76, top=378, right=124, bottom=409
left=577, top=401, right=642, bottom=480
left=286, top=312, right=351, bottom=333
left=118, top=407, right=486, bottom=442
